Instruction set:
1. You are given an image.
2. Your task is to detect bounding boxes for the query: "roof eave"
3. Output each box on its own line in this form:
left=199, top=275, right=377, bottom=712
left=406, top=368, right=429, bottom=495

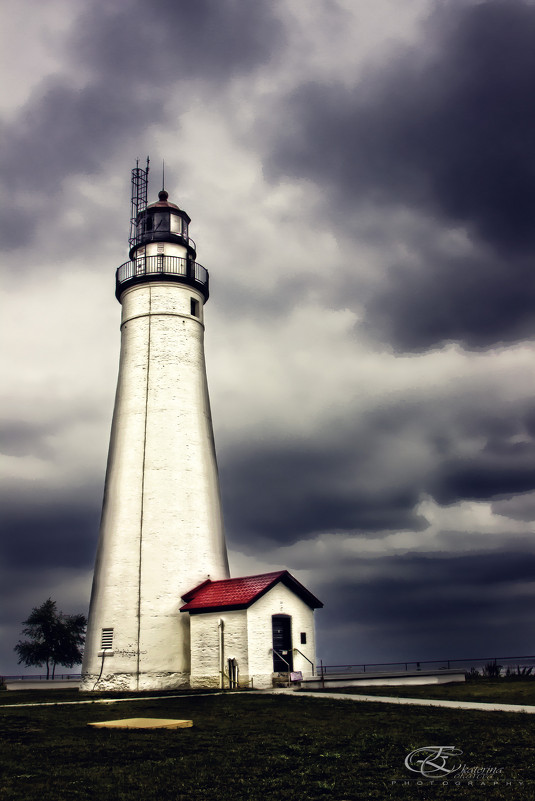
left=180, top=602, right=250, bottom=614
left=280, top=573, right=324, bottom=609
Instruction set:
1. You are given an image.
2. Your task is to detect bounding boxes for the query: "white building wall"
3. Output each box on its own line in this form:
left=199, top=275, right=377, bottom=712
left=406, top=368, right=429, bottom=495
left=189, top=610, right=249, bottom=688
left=247, top=584, right=317, bottom=690
left=81, top=277, right=229, bottom=691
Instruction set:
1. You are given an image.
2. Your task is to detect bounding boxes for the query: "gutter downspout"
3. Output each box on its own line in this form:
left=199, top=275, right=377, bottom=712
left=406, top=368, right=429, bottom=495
left=218, top=619, right=224, bottom=689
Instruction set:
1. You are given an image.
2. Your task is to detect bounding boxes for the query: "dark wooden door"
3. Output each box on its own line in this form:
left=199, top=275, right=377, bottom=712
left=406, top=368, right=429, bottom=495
left=272, top=615, right=293, bottom=671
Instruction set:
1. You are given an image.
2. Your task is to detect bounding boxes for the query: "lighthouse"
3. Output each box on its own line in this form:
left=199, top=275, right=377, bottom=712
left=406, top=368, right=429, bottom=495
left=81, top=161, right=230, bottom=691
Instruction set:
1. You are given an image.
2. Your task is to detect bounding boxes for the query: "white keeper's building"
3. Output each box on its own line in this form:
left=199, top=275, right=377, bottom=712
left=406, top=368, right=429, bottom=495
left=181, top=570, right=323, bottom=689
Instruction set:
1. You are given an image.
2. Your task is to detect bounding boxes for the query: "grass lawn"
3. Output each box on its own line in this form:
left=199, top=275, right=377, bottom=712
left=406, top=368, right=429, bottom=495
left=0, top=689, right=533, bottom=800
left=302, top=679, right=535, bottom=705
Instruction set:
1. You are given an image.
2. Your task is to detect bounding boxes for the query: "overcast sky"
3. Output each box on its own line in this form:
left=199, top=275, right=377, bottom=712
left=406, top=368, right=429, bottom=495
left=2, top=0, right=535, bottom=675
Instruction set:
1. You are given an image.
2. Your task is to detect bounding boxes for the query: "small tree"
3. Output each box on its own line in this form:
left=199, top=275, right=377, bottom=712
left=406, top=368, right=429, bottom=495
left=14, top=599, right=87, bottom=679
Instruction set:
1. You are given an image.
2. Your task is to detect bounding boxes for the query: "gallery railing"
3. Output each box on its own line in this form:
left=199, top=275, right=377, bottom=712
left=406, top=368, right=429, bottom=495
left=116, top=255, right=208, bottom=290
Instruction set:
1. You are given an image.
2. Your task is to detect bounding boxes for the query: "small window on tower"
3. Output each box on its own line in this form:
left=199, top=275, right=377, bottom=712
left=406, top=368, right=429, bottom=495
left=191, top=298, right=200, bottom=317
left=101, top=628, right=114, bottom=649
left=300, top=632, right=307, bottom=645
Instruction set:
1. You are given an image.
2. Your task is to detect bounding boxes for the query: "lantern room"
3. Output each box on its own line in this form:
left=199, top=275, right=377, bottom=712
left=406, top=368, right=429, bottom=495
left=129, top=189, right=194, bottom=260
left=115, top=161, right=209, bottom=302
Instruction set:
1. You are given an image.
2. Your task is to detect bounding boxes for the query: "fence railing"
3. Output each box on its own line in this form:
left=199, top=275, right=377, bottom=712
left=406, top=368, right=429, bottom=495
left=1, top=673, right=82, bottom=682
left=5, top=655, right=535, bottom=684
left=317, top=655, right=535, bottom=677
left=116, top=255, right=208, bottom=287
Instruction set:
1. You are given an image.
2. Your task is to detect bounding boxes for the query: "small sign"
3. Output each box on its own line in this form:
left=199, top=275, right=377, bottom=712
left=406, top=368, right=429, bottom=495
left=290, top=671, right=303, bottom=682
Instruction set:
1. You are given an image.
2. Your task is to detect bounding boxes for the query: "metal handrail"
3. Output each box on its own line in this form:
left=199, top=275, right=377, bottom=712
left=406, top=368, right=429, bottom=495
left=219, top=671, right=254, bottom=690
left=116, top=255, right=208, bottom=286
left=270, top=648, right=292, bottom=687
left=293, top=648, right=314, bottom=675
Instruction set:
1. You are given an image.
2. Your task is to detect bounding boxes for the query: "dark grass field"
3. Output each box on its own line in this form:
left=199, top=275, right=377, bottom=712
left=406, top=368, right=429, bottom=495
left=0, top=688, right=533, bottom=800
left=302, top=679, right=535, bottom=706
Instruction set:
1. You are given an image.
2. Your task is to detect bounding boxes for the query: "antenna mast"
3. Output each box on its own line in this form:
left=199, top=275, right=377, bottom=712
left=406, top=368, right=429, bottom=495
left=129, top=157, right=150, bottom=249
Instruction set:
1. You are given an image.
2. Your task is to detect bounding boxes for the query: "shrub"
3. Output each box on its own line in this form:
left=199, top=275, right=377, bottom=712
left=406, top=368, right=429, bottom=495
left=505, top=665, right=534, bottom=680
left=482, top=661, right=502, bottom=678
left=465, top=667, right=481, bottom=681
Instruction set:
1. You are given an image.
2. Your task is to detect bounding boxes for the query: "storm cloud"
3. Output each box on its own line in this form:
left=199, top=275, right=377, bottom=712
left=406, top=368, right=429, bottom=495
left=0, top=0, right=284, bottom=249
left=2, top=0, right=535, bottom=674
left=319, top=550, right=535, bottom=663
left=264, top=0, right=535, bottom=349
left=221, top=361, right=535, bottom=545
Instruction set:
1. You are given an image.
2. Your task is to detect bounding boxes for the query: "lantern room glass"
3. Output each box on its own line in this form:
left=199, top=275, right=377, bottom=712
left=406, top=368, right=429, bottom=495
left=153, top=212, right=169, bottom=231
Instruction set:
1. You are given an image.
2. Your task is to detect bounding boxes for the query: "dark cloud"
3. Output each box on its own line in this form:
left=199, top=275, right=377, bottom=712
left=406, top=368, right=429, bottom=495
left=0, top=0, right=284, bottom=249
left=432, top=439, right=535, bottom=505
left=74, top=0, right=283, bottom=84
left=2, top=82, right=160, bottom=197
left=220, top=437, right=426, bottom=547
left=492, top=492, right=535, bottom=521
left=316, top=551, right=535, bottom=663
left=0, top=422, right=54, bottom=458
left=440, top=461, right=535, bottom=504
left=265, top=0, right=535, bottom=350
left=221, top=395, right=535, bottom=546
left=364, top=245, right=535, bottom=351
left=0, top=504, right=100, bottom=570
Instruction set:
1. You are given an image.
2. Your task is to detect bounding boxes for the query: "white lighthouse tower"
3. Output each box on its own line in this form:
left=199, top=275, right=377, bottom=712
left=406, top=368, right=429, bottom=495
left=81, top=161, right=230, bottom=691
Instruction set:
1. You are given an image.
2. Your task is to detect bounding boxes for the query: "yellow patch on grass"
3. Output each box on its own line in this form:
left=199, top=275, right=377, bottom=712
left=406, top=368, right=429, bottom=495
left=88, top=718, right=193, bottom=729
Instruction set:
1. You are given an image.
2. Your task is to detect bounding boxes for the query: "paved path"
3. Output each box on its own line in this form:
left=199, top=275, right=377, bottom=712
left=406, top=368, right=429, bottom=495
left=267, top=689, right=535, bottom=714
left=0, top=692, right=223, bottom=709
left=5, top=681, right=80, bottom=691
left=1, top=688, right=534, bottom=714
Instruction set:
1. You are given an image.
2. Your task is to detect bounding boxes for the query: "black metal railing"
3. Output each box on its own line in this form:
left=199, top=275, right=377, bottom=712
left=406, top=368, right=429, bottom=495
left=116, top=255, right=208, bottom=287
left=316, top=654, right=535, bottom=678
left=1, top=673, right=82, bottom=681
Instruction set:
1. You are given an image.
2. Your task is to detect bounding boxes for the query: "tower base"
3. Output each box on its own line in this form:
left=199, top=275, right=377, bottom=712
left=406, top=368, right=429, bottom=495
left=79, top=672, right=191, bottom=693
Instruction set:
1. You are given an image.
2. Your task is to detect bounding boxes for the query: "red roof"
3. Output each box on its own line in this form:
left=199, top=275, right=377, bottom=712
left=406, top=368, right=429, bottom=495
left=180, top=570, right=323, bottom=613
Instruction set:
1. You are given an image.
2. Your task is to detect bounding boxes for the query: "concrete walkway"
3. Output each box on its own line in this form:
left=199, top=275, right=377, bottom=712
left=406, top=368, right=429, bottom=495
left=0, top=692, right=222, bottom=709
left=267, top=689, right=535, bottom=714
left=1, top=688, right=534, bottom=714
left=5, top=680, right=81, bottom=691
